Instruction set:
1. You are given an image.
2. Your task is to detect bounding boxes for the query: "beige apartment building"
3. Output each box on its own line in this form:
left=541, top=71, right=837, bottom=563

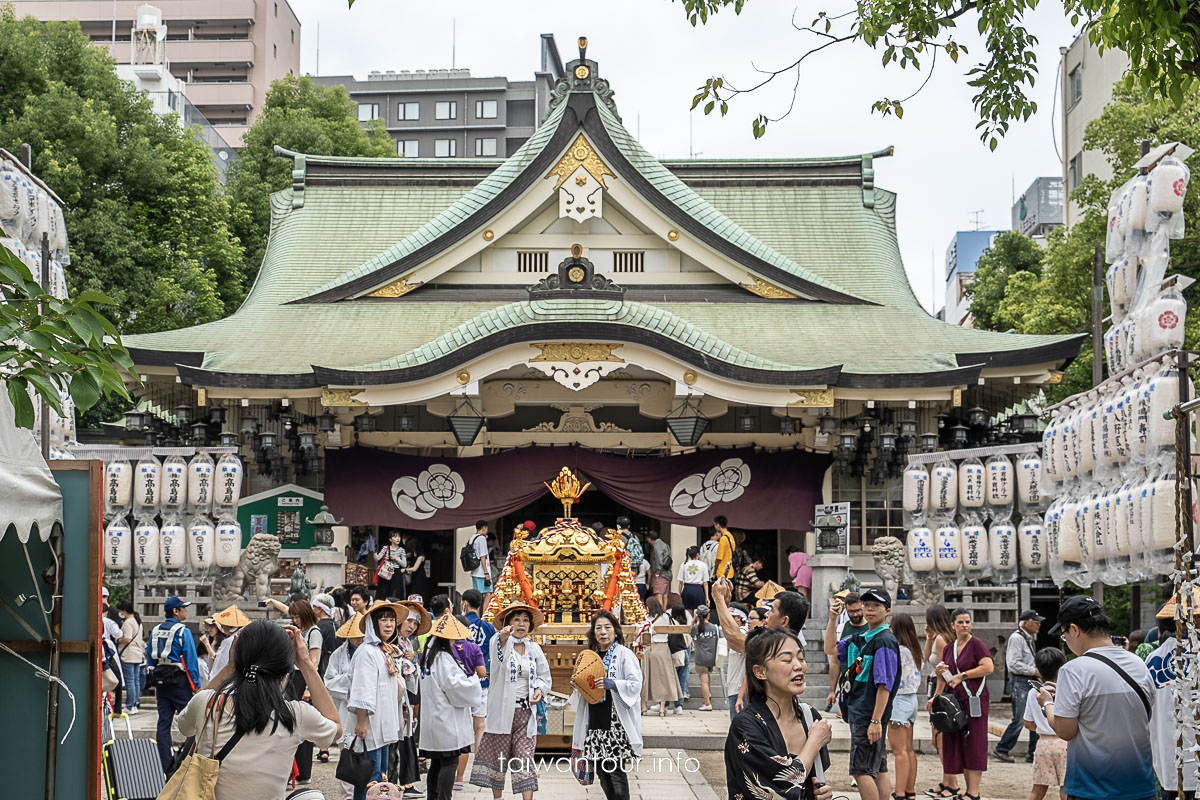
left=9, top=0, right=301, bottom=145
left=1059, top=32, right=1130, bottom=227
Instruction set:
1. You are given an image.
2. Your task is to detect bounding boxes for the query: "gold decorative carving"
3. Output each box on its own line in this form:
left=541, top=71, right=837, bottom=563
left=530, top=343, right=624, bottom=365
left=789, top=389, right=834, bottom=408
left=682, top=369, right=698, bottom=386
left=456, top=370, right=471, bottom=385
left=546, top=133, right=615, bottom=190
left=1046, top=370, right=1065, bottom=385
left=575, top=175, right=588, bottom=186
left=952, top=388, right=963, bottom=407
left=322, top=388, right=366, bottom=407
left=667, top=229, right=680, bottom=241
left=568, top=266, right=586, bottom=283
left=196, top=387, right=207, bottom=407
left=740, top=277, right=798, bottom=300
left=482, top=229, right=495, bottom=241
left=571, top=243, right=584, bottom=258
left=575, top=65, right=590, bottom=79
left=522, top=404, right=631, bottom=434
left=366, top=277, right=423, bottom=298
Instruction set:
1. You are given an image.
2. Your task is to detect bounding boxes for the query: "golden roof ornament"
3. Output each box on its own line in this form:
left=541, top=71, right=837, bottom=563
left=544, top=466, right=591, bottom=519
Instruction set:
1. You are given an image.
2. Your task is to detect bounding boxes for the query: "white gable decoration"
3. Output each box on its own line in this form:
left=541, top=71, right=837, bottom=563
left=558, top=165, right=604, bottom=222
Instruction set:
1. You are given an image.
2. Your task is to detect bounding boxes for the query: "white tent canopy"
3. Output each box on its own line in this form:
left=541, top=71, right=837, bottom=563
left=0, top=384, right=62, bottom=542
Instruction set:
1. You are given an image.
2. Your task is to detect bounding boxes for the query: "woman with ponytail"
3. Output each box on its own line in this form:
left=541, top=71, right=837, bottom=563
left=176, top=620, right=341, bottom=800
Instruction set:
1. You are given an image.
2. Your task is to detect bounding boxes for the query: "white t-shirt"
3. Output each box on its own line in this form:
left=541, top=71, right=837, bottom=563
left=649, top=613, right=671, bottom=644
left=635, top=560, right=651, bottom=586
left=177, top=689, right=339, bottom=800
left=1022, top=688, right=1056, bottom=737
left=102, top=616, right=122, bottom=650
left=724, top=624, right=748, bottom=699
left=677, top=559, right=710, bottom=585
left=470, top=534, right=490, bottom=579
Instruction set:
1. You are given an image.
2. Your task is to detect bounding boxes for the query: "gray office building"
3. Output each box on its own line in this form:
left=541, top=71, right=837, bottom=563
left=313, top=34, right=564, bottom=159
left=1011, top=176, right=1064, bottom=238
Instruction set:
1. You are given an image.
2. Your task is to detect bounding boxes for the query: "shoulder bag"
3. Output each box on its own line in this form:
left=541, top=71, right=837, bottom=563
left=337, top=736, right=378, bottom=788
left=157, top=693, right=244, bottom=800
left=376, top=546, right=396, bottom=581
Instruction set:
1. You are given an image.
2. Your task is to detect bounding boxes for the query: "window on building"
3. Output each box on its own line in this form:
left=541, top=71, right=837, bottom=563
left=434, top=139, right=457, bottom=157
left=290, top=29, right=294, bottom=44
left=273, top=44, right=277, bottom=58
left=832, top=472, right=904, bottom=548
left=274, top=2, right=278, bottom=17
left=517, top=251, right=550, bottom=273
left=398, top=140, right=419, bottom=158
left=1068, top=65, right=1083, bottom=106
left=612, top=251, right=645, bottom=273
left=397, top=102, right=419, bottom=121
left=1069, top=152, right=1082, bottom=189
left=475, top=99, right=498, bottom=119
left=357, top=103, right=379, bottom=122
left=435, top=101, right=457, bottom=120
left=475, top=138, right=497, bottom=157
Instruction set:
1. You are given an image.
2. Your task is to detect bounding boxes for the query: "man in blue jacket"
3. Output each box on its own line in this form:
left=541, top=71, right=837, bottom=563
left=145, top=596, right=200, bottom=770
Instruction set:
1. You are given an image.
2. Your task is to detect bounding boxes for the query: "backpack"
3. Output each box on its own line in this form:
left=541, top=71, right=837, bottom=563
left=459, top=534, right=482, bottom=572
left=624, top=534, right=644, bottom=570
left=697, top=539, right=719, bottom=574
left=930, top=693, right=969, bottom=733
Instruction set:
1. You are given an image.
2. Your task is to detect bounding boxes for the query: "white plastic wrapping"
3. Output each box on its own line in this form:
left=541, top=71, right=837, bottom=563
left=187, top=452, right=215, bottom=516
left=1045, top=499, right=1065, bottom=586
left=1147, top=363, right=1182, bottom=452
left=104, top=459, right=132, bottom=518
left=215, top=518, right=242, bottom=569
left=161, top=454, right=188, bottom=513
left=931, top=459, right=957, bottom=515
left=935, top=525, right=962, bottom=572
left=960, top=524, right=988, bottom=574
left=1142, top=286, right=1187, bottom=357
left=907, top=527, right=935, bottom=573
left=1105, top=181, right=1130, bottom=262
left=986, top=455, right=1013, bottom=507
left=133, top=519, right=160, bottom=576
left=989, top=522, right=1017, bottom=576
left=1147, top=156, right=1190, bottom=238
left=104, top=518, right=131, bottom=572
left=160, top=519, right=187, bottom=571
left=1018, top=518, right=1046, bottom=575
left=1017, top=452, right=1044, bottom=508
left=214, top=453, right=243, bottom=514
left=134, top=454, right=161, bottom=513
left=1106, top=257, right=1137, bottom=309
left=1043, top=417, right=1062, bottom=484
left=959, top=458, right=985, bottom=511
left=188, top=516, right=215, bottom=571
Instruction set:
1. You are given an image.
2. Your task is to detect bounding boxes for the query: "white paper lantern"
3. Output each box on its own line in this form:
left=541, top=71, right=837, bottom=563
left=1100, top=399, right=1119, bottom=468
left=215, top=519, right=242, bottom=568
left=1149, top=475, right=1181, bottom=551
left=1107, top=258, right=1137, bottom=307
left=907, top=528, right=935, bottom=572
left=902, top=464, right=930, bottom=513
left=0, top=165, right=19, bottom=220
left=1143, top=291, right=1187, bottom=355
left=986, top=456, right=1013, bottom=506
left=1088, top=495, right=1108, bottom=561
left=990, top=523, right=1016, bottom=570
left=1060, top=412, right=1078, bottom=479
left=213, top=453, right=244, bottom=513
left=1043, top=422, right=1061, bottom=482
left=1017, top=454, right=1043, bottom=505
left=1147, top=369, right=1181, bottom=450
left=187, top=453, right=215, bottom=515
left=1133, top=377, right=1151, bottom=458
left=1149, top=161, right=1188, bottom=217
left=104, top=518, right=131, bottom=571
left=1129, top=175, right=1150, bottom=231
left=160, top=521, right=187, bottom=570
left=1081, top=405, right=1100, bottom=474
left=1044, top=502, right=1063, bottom=567
left=1018, top=520, right=1045, bottom=570
left=1106, top=194, right=1125, bottom=262
left=104, top=460, right=132, bottom=517
left=961, top=525, right=988, bottom=571
left=1107, top=492, right=1129, bottom=558
left=1124, top=483, right=1145, bottom=556
left=134, top=454, right=161, bottom=512
left=959, top=459, right=985, bottom=508
left=935, top=526, right=962, bottom=572
left=161, top=454, right=188, bottom=512
left=188, top=517, right=215, bottom=570
left=1059, top=501, right=1083, bottom=563
left=931, top=462, right=957, bottom=513
left=133, top=519, right=160, bottom=572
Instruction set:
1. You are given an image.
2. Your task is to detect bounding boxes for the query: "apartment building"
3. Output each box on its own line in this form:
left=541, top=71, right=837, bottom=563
left=1060, top=32, right=1130, bottom=226
left=313, top=34, right=564, bottom=159
left=1011, top=176, right=1064, bottom=241
left=9, top=0, right=302, bottom=145
left=943, top=229, right=1003, bottom=326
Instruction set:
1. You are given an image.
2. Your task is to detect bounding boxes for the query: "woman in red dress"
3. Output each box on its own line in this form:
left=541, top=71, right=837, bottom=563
left=929, top=608, right=994, bottom=800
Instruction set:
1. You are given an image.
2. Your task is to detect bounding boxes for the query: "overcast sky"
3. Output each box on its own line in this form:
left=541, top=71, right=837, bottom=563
left=289, top=0, right=1084, bottom=315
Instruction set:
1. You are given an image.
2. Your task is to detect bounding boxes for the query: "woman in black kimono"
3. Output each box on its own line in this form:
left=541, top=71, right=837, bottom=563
left=725, top=626, right=834, bottom=800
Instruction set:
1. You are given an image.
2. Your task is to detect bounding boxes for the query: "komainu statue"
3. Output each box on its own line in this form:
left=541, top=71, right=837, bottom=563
left=871, top=536, right=905, bottom=600
left=215, top=533, right=281, bottom=601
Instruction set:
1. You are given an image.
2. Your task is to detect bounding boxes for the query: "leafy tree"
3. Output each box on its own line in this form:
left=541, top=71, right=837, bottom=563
left=225, top=76, right=395, bottom=283
left=2, top=244, right=135, bottom=428
left=0, top=9, right=245, bottom=335
left=678, top=0, right=1200, bottom=148
left=965, top=231, right=1046, bottom=331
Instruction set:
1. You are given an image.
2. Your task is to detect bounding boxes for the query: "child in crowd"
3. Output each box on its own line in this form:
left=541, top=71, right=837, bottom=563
left=1023, top=647, right=1068, bottom=800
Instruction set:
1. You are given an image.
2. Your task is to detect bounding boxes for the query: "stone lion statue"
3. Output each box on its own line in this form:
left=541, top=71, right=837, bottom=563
left=215, top=533, right=281, bottom=601
left=871, top=536, right=905, bottom=599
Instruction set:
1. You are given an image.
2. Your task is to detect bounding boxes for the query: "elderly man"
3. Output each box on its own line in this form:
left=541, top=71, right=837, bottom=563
left=993, top=609, right=1044, bottom=763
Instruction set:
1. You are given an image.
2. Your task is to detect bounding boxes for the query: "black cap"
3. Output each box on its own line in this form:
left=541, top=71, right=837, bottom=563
left=860, top=587, right=892, bottom=609
left=1019, top=609, right=1045, bottom=623
left=1046, top=595, right=1102, bottom=636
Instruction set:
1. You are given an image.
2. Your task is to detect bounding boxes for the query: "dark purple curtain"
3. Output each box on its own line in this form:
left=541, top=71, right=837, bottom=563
left=325, top=446, right=828, bottom=531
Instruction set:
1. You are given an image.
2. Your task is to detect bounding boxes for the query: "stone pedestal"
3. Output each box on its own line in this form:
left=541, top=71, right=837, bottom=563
left=809, top=553, right=852, bottom=624
left=303, top=549, right=346, bottom=593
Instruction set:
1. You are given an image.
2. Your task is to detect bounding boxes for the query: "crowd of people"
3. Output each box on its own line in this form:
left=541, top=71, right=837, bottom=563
left=99, top=514, right=1200, bottom=800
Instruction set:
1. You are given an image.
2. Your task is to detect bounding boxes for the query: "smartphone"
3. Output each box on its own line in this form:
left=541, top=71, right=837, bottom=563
left=1028, top=678, right=1045, bottom=693
left=968, top=695, right=982, bottom=718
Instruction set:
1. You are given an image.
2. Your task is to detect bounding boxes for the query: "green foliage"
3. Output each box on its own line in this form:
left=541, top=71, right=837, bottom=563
left=1, top=244, right=135, bottom=428
left=225, top=76, right=395, bottom=283
left=0, top=9, right=245, bottom=336
left=966, top=231, right=1045, bottom=331
left=680, top=0, right=1200, bottom=147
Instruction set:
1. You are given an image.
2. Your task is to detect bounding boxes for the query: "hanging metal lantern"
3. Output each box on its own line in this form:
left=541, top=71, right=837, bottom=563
left=838, top=431, right=858, bottom=454
left=819, top=415, right=838, bottom=436
left=143, top=430, right=158, bottom=447
left=899, top=418, right=918, bottom=440
left=240, top=417, right=259, bottom=436
left=858, top=413, right=876, bottom=434
left=355, top=413, right=375, bottom=433
left=919, top=432, right=939, bottom=453
left=124, top=410, right=146, bottom=431
left=174, top=405, right=192, bottom=426
left=190, top=420, right=210, bottom=444
left=260, top=431, right=279, bottom=453
left=967, top=406, right=988, bottom=427
left=397, top=414, right=415, bottom=432
left=936, top=412, right=950, bottom=430
left=779, top=417, right=796, bottom=436
left=219, top=432, right=239, bottom=448
left=299, top=431, right=318, bottom=452
left=878, top=430, right=898, bottom=456
left=950, top=424, right=970, bottom=447
left=209, top=406, right=227, bottom=426
left=737, top=413, right=757, bottom=433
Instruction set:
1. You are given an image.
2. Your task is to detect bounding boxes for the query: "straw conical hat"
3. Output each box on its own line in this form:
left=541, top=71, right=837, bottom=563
left=497, top=602, right=545, bottom=631
left=396, top=601, right=432, bottom=636
left=571, top=649, right=606, bottom=705
left=212, top=604, right=251, bottom=629
left=356, top=601, right=409, bottom=637
left=1156, top=588, right=1200, bottom=618
left=756, top=580, right=786, bottom=601
left=429, top=612, right=471, bottom=641
left=337, top=613, right=365, bottom=639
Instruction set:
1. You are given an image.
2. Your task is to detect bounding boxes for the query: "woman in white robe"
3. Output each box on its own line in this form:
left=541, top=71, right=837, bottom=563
left=388, top=601, right=430, bottom=792
left=420, top=613, right=483, bottom=800
left=325, top=613, right=364, bottom=800
left=348, top=601, right=406, bottom=800
left=570, top=610, right=644, bottom=800
left=470, top=603, right=552, bottom=799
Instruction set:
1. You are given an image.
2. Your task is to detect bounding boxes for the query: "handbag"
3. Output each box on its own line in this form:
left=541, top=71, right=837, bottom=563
left=377, top=548, right=396, bottom=581
left=157, top=693, right=244, bottom=800
left=570, top=748, right=594, bottom=786
left=336, top=736, right=377, bottom=788
left=103, top=663, right=121, bottom=693
left=930, top=693, right=968, bottom=734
